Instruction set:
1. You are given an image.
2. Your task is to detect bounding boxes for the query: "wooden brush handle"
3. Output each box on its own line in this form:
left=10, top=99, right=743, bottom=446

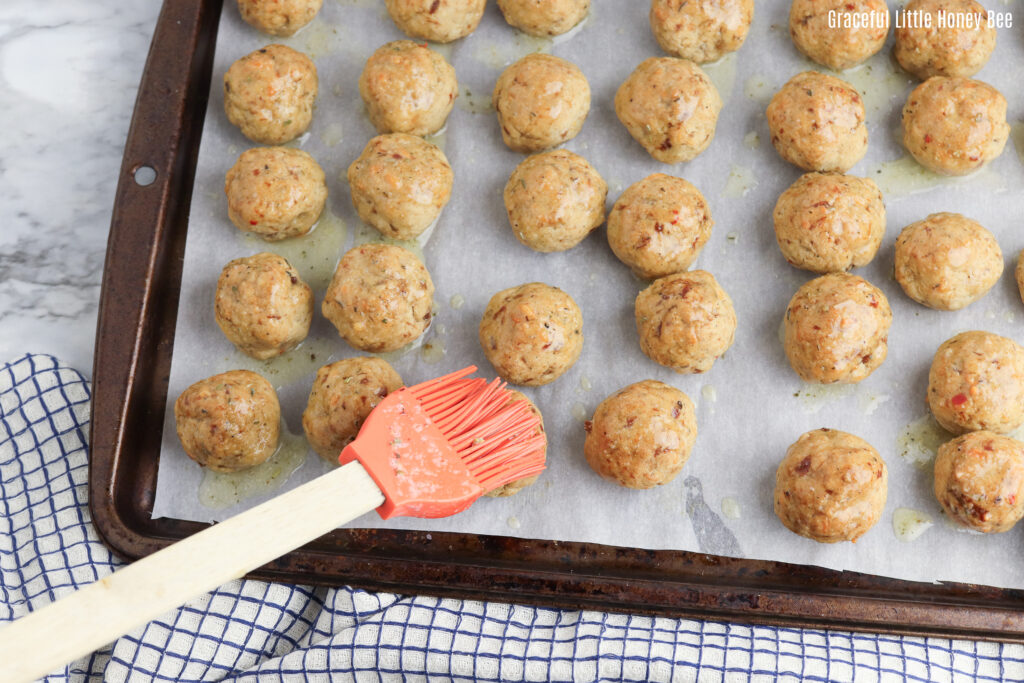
left=0, top=462, right=384, bottom=683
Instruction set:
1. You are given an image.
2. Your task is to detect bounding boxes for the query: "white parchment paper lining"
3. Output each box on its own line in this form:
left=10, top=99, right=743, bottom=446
left=153, top=0, right=1024, bottom=589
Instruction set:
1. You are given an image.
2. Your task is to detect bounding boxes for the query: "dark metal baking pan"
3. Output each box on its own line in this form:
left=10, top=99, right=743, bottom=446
left=90, top=0, right=1024, bottom=641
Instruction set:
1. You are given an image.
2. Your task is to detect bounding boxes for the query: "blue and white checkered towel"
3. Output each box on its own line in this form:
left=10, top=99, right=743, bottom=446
left=2, top=354, right=1023, bottom=682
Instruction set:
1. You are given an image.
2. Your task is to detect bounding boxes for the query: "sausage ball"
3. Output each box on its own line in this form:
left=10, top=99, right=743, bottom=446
left=766, top=71, right=868, bottom=173
left=347, top=134, right=453, bottom=240
left=584, top=380, right=697, bottom=489
left=174, top=370, right=281, bottom=473
left=385, top=0, right=486, bottom=43
left=894, top=0, right=996, bottom=80
left=774, top=428, right=887, bottom=543
left=478, top=282, right=583, bottom=386
left=615, top=57, right=722, bottom=164
left=650, top=0, right=755, bottom=64
left=901, top=76, right=1009, bottom=176
left=485, top=390, right=547, bottom=497
left=215, top=253, right=314, bottom=360
left=496, top=0, right=590, bottom=36
left=493, top=54, right=590, bottom=153
left=1017, top=249, right=1024, bottom=305
left=236, top=0, right=322, bottom=36
left=503, top=150, right=607, bottom=252
left=894, top=212, right=1003, bottom=311
left=322, top=243, right=435, bottom=352
left=224, top=147, right=327, bottom=241
left=635, top=270, right=737, bottom=374
left=784, top=273, right=892, bottom=384
left=927, top=331, right=1024, bottom=435
left=789, top=0, right=889, bottom=70
left=224, top=44, right=318, bottom=145
left=773, top=172, right=886, bottom=274
left=359, top=40, right=457, bottom=136
left=606, top=174, right=713, bottom=279
left=302, top=357, right=403, bottom=462
left=934, top=431, right=1024, bottom=533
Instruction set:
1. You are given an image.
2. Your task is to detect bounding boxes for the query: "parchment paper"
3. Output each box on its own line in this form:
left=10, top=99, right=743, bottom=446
left=154, top=0, right=1024, bottom=589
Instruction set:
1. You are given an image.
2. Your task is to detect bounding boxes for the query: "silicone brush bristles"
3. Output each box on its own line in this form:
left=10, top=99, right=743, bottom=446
left=407, top=369, right=546, bottom=490
left=338, top=367, right=546, bottom=519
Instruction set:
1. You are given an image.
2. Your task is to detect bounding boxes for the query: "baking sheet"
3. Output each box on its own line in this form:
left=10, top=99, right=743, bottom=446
left=154, top=0, right=1024, bottom=589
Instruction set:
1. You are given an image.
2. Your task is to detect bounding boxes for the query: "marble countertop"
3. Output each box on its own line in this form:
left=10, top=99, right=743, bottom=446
left=0, top=1, right=161, bottom=375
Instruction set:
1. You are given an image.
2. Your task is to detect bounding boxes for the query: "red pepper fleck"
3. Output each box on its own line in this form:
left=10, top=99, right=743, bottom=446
left=796, top=456, right=812, bottom=474
left=924, top=134, right=932, bottom=144
left=951, top=393, right=968, bottom=407
left=249, top=220, right=258, bottom=225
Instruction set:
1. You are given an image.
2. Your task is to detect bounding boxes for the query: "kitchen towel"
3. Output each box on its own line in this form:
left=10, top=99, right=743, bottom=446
left=1, top=353, right=1021, bottom=682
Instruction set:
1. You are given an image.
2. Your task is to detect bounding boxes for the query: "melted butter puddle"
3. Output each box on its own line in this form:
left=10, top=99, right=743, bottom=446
left=721, top=164, right=757, bottom=198
left=241, top=208, right=348, bottom=293
left=217, top=336, right=339, bottom=388
left=1011, top=122, right=1024, bottom=165
left=352, top=213, right=440, bottom=263
left=424, top=125, right=448, bottom=152
left=867, top=156, right=1007, bottom=197
left=471, top=32, right=552, bottom=69
left=836, top=56, right=913, bottom=115
left=743, top=74, right=775, bottom=102
left=320, top=121, right=344, bottom=147
left=896, top=414, right=949, bottom=470
left=892, top=507, right=933, bottom=542
left=199, top=424, right=308, bottom=510
left=721, top=497, right=741, bottom=520
left=571, top=403, right=588, bottom=422
left=793, top=383, right=855, bottom=414
left=702, top=52, right=738, bottom=104
left=458, top=88, right=493, bottom=114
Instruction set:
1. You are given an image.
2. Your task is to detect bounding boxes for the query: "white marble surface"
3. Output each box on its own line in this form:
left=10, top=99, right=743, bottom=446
left=0, top=1, right=160, bottom=376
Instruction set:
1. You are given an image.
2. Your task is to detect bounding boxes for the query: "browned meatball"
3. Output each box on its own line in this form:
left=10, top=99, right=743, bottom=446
left=893, top=212, right=1003, bottom=311
left=789, top=0, right=889, bottom=70
left=606, top=174, right=713, bottom=279
left=773, top=173, right=886, bottom=274
left=901, top=76, right=1009, bottom=176
left=496, top=0, right=590, bottom=36
left=322, top=244, right=435, bottom=353
left=224, top=147, right=327, bottom=241
left=784, top=273, right=892, bottom=383
left=224, top=44, right=318, bottom=145
left=485, top=390, right=547, bottom=497
left=385, top=0, right=486, bottom=43
left=215, top=253, right=314, bottom=360
left=615, top=57, right=722, bottom=164
left=478, top=283, right=583, bottom=386
left=503, top=150, right=607, bottom=253
left=650, top=0, right=755, bottom=63
left=774, top=428, right=887, bottom=543
left=934, top=431, right=1024, bottom=533
left=359, top=40, right=457, bottom=136
left=894, top=0, right=996, bottom=80
left=493, top=54, right=591, bottom=153
left=927, top=331, right=1024, bottom=435
left=174, top=370, right=281, bottom=473
left=347, top=134, right=453, bottom=241
left=1017, top=249, right=1024, bottom=305
left=237, top=0, right=322, bottom=37
left=302, top=357, right=403, bottom=462
left=584, top=380, right=697, bottom=489
left=635, top=270, right=737, bottom=375
left=766, top=71, right=868, bottom=172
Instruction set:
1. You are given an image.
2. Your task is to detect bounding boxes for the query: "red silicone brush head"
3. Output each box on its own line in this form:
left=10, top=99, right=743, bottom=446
left=338, top=367, right=546, bottom=519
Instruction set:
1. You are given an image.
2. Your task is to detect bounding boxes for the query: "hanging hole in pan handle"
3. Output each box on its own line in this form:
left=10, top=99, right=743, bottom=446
left=133, top=164, right=157, bottom=187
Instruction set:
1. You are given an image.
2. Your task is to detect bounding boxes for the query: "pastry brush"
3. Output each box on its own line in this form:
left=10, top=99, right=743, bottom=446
left=0, top=366, right=545, bottom=683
